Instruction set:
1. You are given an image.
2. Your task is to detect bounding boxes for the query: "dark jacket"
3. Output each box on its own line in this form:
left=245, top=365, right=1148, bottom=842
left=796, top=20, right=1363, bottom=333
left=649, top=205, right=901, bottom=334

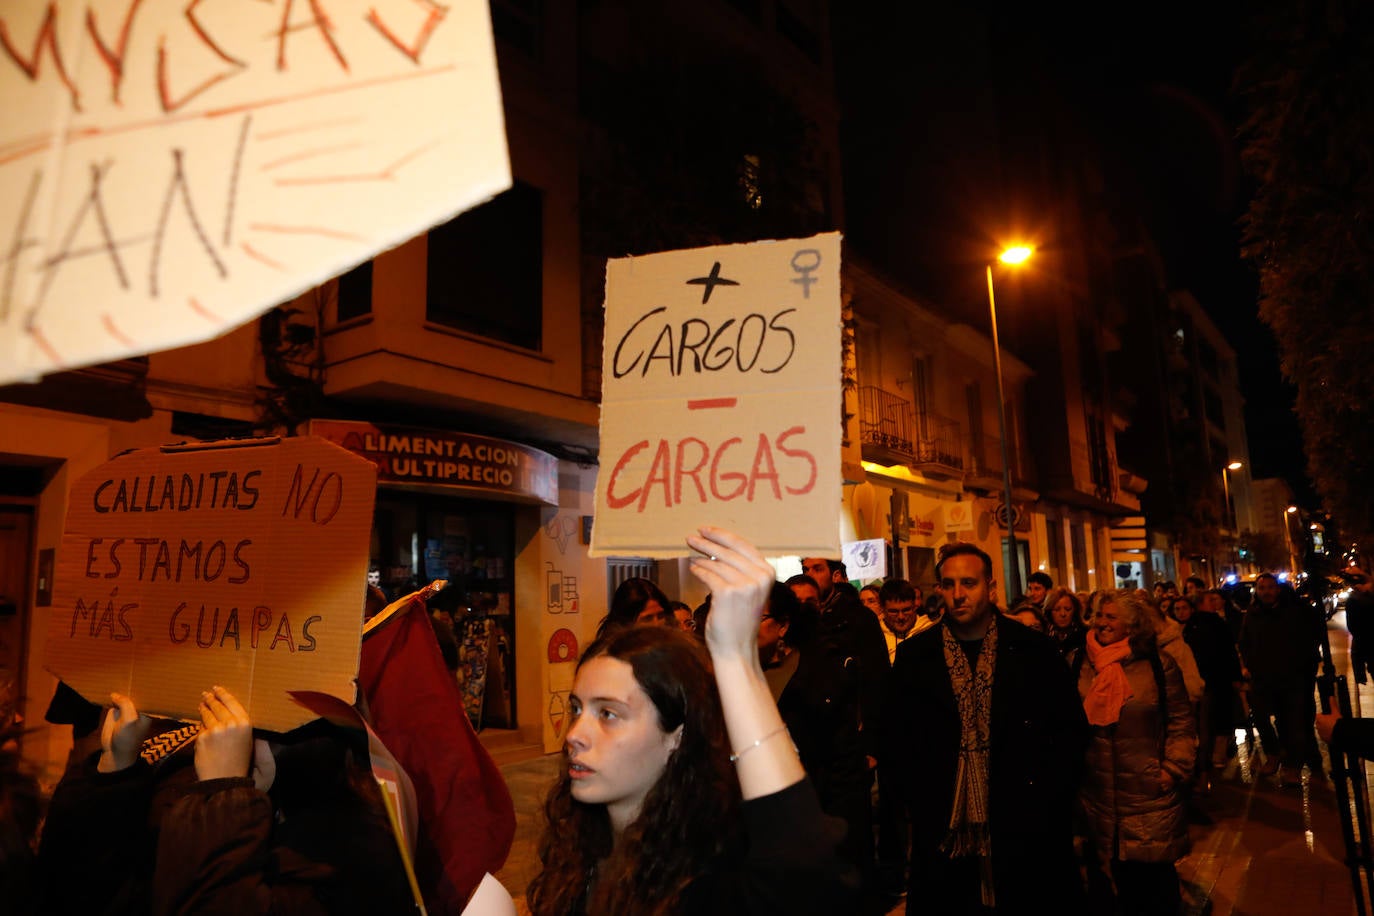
left=678, top=778, right=856, bottom=913
left=1238, top=595, right=1322, bottom=684
left=1181, top=611, right=1241, bottom=690
left=884, top=616, right=1089, bottom=913
left=820, top=586, right=889, bottom=761
left=38, top=735, right=413, bottom=916
left=777, top=641, right=870, bottom=804
left=1077, top=651, right=1196, bottom=864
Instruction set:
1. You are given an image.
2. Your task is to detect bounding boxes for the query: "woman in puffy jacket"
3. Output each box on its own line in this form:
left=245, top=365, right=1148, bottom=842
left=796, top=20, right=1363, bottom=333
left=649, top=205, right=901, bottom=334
left=1077, top=589, right=1197, bottom=916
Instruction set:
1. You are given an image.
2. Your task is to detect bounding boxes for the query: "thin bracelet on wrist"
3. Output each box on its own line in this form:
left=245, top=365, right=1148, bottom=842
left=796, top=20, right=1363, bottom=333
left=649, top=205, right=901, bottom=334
left=729, top=724, right=795, bottom=763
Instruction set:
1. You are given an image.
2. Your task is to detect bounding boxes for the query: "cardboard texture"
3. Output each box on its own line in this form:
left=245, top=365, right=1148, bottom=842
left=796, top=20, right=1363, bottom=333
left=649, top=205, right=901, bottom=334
left=0, top=0, right=510, bottom=385
left=45, top=436, right=377, bottom=733
left=591, top=233, right=843, bottom=558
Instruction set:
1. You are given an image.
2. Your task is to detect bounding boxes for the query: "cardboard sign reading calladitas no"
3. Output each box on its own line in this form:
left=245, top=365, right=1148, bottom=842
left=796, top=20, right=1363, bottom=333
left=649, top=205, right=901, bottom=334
left=0, top=0, right=509, bottom=385
left=46, top=436, right=377, bottom=733
left=591, top=233, right=843, bottom=558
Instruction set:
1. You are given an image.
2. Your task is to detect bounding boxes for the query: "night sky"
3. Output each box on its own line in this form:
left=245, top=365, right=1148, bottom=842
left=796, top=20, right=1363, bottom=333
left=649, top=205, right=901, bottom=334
left=832, top=5, right=1313, bottom=504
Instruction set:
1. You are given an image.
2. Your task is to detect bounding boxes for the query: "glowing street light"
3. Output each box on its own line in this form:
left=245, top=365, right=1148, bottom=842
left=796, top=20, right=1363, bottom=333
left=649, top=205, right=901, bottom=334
left=1221, top=460, right=1243, bottom=532
left=986, top=245, right=1033, bottom=603
left=1220, top=460, right=1243, bottom=577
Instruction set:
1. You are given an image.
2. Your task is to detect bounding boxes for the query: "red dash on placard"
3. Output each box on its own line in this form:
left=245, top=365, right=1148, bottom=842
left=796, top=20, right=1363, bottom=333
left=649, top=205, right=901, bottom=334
left=26, top=327, right=61, bottom=365
left=259, top=142, right=363, bottom=172
left=240, top=243, right=285, bottom=270
left=187, top=298, right=220, bottom=322
left=102, top=313, right=135, bottom=347
left=273, top=139, right=440, bottom=186
left=256, top=116, right=362, bottom=141
left=0, top=138, right=54, bottom=167
left=248, top=223, right=364, bottom=241
left=687, top=398, right=738, bottom=410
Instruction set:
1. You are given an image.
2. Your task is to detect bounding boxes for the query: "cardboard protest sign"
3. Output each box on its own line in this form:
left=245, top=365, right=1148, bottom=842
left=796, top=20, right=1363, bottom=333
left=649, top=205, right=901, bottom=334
left=45, top=436, right=377, bottom=732
left=0, top=0, right=509, bottom=385
left=591, top=233, right=842, bottom=558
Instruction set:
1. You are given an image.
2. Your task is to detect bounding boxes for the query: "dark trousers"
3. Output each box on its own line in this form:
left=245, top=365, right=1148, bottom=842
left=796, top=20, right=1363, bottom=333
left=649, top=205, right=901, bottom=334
left=823, top=782, right=879, bottom=911
left=1352, top=634, right=1374, bottom=685
left=874, top=763, right=908, bottom=892
left=1111, top=859, right=1181, bottom=916
left=1249, top=678, right=1321, bottom=769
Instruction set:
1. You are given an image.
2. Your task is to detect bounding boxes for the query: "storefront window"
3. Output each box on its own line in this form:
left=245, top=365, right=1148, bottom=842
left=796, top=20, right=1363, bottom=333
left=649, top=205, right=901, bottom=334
left=370, top=493, right=516, bottom=730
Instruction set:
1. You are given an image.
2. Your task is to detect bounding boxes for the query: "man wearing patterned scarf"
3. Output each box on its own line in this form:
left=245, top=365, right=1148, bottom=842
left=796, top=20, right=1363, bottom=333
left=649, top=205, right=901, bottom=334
left=883, top=543, right=1089, bottom=914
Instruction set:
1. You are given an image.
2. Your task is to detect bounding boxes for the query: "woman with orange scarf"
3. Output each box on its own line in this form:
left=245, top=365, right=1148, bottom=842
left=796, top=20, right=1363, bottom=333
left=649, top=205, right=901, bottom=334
left=1076, top=590, right=1197, bottom=916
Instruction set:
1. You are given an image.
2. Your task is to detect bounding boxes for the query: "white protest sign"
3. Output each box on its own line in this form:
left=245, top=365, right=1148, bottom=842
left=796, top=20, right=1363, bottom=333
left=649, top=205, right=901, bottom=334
left=591, top=233, right=842, bottom=558
left=843, top=538, right=886, bottom=582
left=0, top=0, right=509, bottom=385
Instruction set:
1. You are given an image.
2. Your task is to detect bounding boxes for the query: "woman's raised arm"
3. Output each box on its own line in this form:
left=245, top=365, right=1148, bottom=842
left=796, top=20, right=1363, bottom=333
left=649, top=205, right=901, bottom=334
left=687, top=526, right=805, bottom=800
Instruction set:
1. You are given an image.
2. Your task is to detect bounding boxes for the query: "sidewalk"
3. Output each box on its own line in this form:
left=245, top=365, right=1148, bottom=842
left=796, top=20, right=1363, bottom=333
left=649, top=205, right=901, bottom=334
left=1169, top=610, right=1363, bottom=916
left=493, top=611, right=1373, bottom=915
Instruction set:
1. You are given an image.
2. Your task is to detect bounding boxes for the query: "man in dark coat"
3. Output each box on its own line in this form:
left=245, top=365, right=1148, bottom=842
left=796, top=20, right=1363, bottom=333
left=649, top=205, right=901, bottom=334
left=1238, top=572, right=1324, bottom=782
left=800, top=557, right=890, bottom=766
left=884, top=543, right=1089, bottom=914
left=1341, top=567, right=1374, bottom=684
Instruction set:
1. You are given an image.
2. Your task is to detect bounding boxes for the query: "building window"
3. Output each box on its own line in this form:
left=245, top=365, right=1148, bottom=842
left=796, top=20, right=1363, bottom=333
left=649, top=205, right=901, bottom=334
left=1203, top=388, right=1225, bottom=432
left=966, top=382, right=986, bottom=472
left=1045, top=518, right=1065, bottom=591
left=426, top=181, right=543, bottom=351
left=777, top=0, right=822, bottom=62
left=740, top=154, right=763, bottom=210
left=1198, top=338, right=1219, bottom=379
left=1070, top=523, right=1088, bottom=589
left=336, top=260, right=373, bottom=322
left=606, top=558, right=658, bottom=613
left=722, top=0, right=762, bottom=23
left=912, top=355, right=931, bottom=440
left=1086, top=413, right=1112, bottom=494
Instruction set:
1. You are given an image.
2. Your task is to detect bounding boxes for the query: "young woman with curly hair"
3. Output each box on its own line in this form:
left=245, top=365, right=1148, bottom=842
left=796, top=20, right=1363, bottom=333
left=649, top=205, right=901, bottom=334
left=527, top=527, right=851, bottom=915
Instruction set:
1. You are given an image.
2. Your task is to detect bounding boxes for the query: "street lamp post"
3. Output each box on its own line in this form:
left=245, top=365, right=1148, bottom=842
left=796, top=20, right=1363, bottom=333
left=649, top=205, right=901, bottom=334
left=986, top=246, right=1032, bottom=604
left=1221, top=460, right=1242, bottom=576
left=1285, top=505, right=1300, bottom=577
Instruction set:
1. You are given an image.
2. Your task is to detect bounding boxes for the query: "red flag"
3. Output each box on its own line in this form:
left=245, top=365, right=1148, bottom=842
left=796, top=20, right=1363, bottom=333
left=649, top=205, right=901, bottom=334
left=360, top=587, right=516, bottom=912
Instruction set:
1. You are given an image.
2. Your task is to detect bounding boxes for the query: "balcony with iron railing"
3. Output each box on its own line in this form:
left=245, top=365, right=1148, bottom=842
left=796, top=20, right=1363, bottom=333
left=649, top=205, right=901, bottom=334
left=911, top=411, right=964, bottom=477
left=859, top=385, right=914, bottom=461
left=858, top=385, right=964, bottom=479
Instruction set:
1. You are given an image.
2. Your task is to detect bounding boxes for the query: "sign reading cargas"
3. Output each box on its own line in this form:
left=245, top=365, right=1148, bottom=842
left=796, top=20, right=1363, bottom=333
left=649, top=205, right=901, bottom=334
left=591, top=233, right=843, bottom=558
left=311, top=420, right=558, bottom=506
left=1, top=1, right=509, bottom=385
left=46, top=436, right=376, bottom=733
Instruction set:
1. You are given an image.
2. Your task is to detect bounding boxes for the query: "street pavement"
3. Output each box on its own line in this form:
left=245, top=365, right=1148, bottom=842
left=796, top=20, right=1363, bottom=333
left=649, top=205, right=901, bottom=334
left=494, top=610, right=1374, bottom=915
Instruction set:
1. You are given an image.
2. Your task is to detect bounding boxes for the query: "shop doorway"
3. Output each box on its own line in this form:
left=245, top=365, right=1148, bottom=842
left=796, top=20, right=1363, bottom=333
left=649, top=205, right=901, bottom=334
left=370, top=493, right=516, bottom=731
left=0, top=506, right=33, bottom=744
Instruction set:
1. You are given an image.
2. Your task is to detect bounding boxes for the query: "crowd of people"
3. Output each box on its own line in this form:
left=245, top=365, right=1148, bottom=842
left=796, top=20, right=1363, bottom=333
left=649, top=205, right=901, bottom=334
left=1, top=528, right=1348, bottom=915
left=553, top=549, right=1334, bottom=915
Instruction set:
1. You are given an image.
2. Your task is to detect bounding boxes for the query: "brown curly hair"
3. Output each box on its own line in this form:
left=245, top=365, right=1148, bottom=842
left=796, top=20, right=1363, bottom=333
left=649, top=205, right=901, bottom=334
left=526, top=627, right=740, bottom=915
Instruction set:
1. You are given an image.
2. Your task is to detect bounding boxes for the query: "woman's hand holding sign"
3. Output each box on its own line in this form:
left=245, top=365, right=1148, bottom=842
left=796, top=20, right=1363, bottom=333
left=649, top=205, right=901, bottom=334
left=194, top=685, right=273, bottom=787
left=97, top=692, right=152, bottom=773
